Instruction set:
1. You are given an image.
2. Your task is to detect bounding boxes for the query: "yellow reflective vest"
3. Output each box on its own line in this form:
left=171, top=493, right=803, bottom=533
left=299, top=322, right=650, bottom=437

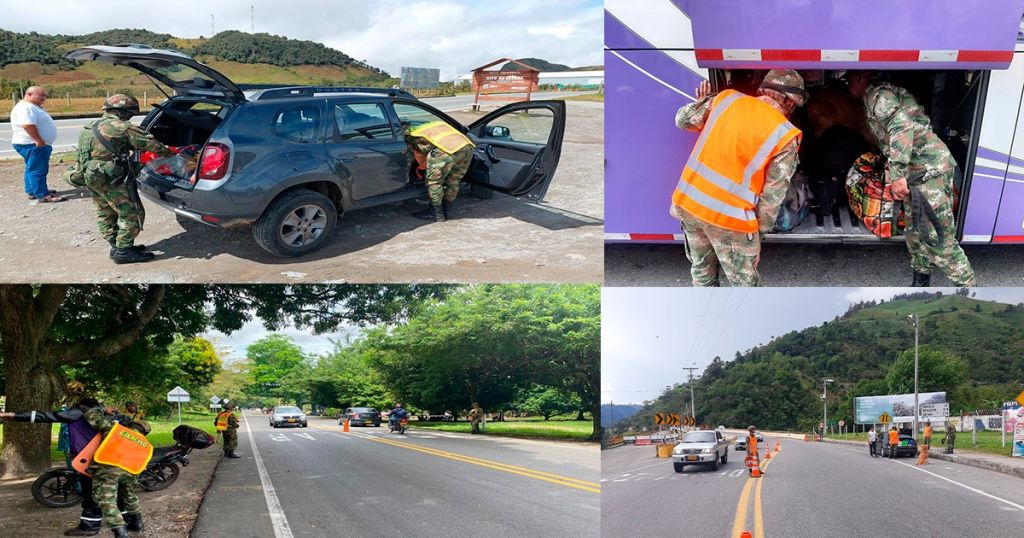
left=408, top=121, right=474, bottom=154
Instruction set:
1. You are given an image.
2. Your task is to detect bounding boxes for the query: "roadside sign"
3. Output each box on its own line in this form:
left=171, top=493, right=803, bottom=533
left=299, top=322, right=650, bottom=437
left=879, top=412, right=891, bottom=423
left=210, top=396, right=221, bottom=404
left=655, top=412, right=666, bottom=425
left=657, top=413, right=683, bottom=427
left=166, top=386, right=190, bottom=403
left=919, top=403, right=949, bottom=418
left=210, top=404, right=222, bottom=410
left=838, top=420, right=845, bottom=428
left=1016, top=390, right=1024, bottom=407
left=684, top=416, right=696, bottom=427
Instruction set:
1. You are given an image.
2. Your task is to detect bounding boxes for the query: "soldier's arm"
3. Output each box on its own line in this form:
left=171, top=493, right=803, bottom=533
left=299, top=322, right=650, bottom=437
left=228, top=414, right=240, bottom=428
left=123, top=123, right=175, bottom=157
left=84, top=407, right=116, bottom=435
left=868, top=88, right=913, bottom=185
left=755, top=138, right=800, bottom=234
left=675, top=94, right=716, bottom=132
left=7, top=408, right=84, bottom=423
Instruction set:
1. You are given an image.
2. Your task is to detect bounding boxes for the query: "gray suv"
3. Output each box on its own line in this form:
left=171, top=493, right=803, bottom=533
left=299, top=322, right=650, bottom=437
left=66, top=44, right=567, bottom=257
left=672, top=429, right=729, bottom=472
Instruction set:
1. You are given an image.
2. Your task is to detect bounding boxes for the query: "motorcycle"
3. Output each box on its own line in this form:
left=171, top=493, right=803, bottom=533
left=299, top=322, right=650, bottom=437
left=389, top=417, right=409, bottom=434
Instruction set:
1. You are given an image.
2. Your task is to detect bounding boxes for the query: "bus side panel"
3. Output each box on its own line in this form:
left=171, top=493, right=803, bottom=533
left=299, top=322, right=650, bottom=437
left=966, top=53, right=1024, bottom=243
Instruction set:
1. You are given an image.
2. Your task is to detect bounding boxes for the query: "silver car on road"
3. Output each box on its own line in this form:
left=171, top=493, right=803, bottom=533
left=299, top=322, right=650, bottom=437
left=672, top=429, right=729, bottom=472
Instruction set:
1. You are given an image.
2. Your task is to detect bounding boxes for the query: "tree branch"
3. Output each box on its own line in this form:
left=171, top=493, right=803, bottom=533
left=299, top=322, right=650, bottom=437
left=47, top=285, right=166, bottom=366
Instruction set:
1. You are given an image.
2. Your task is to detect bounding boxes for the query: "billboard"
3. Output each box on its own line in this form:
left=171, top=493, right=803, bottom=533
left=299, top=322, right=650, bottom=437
left=400, top=67, right=440, bottom=89
left=854, top=392, right=947, bottom=424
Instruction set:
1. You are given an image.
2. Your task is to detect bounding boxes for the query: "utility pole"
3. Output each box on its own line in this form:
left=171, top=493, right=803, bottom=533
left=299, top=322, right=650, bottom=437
left=211, top=14, right=215, bottom=36
left=908, top=314, right=919, bottom=441
left=682, top=366, right=698, bottom=428
left=251, top=5, right=255, bottom=33
left=822, top=378, right=834, bottom=439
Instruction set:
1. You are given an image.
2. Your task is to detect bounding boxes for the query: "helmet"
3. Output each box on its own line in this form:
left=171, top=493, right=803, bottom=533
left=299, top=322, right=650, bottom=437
left=128, top=419, right=151, bottom=435
left=748, top=425, right=756, bottom=431
left=102, top=94, right=140, bottom=114
left=224, top=402, right=237, bottom=410
left=760, top=70, right=807, bottom=107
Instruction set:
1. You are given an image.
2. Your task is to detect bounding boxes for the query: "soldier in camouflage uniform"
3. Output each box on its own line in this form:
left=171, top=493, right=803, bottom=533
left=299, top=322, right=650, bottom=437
left=847, top=71, right=976, bottom=287
left=671, top=70, right=806, bottom=286
left=83, top=406, right=149, bottom=538
left=71, top=94, right=174, bottom=264
left=216, top=402, right=241, bottom=458
left=404, top=123, right=474, bottom=222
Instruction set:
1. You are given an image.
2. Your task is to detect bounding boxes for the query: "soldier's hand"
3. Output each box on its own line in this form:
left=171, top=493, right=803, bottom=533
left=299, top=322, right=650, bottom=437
left=891, top=177, right=910, bottom=200
left=0, top=412, right=14, bottom=419
left=696, top=80, right=712, bottom=99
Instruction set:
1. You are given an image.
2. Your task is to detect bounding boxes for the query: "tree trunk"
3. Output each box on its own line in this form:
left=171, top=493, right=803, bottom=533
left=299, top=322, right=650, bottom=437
left=576, top=410, right=585, bottom=421
left=589, top=400, right=600, bottom=441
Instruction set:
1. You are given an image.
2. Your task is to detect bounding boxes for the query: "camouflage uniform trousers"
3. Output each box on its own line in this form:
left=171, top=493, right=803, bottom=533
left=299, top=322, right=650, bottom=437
left=87, top=180, right=144, bottom=249
left=90, top=464, right=140, bottom=530
left=679, top=211, right=761, bottom=287
left=222, top=428, right=238, bottom=451
left=425, top=145, right=473, bottom=206
left=903, top=169, right=976, bottom=286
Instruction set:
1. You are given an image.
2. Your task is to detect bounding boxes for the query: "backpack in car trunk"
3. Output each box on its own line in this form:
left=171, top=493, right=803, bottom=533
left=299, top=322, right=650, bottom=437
left=846, top=151, right=906, bottom=238
left=172, top=424, right=216, bottom=449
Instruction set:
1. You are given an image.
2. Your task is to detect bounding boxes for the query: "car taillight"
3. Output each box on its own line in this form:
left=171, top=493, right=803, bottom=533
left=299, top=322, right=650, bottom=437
left=198, top=143, right=230, bottom=181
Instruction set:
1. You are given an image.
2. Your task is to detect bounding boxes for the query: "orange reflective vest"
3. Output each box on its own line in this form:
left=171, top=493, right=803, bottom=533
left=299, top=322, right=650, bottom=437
left=672, top=90, right=802, bottom=233
left=748, top=435, right=758, bottom=455
left=408, top=121, right=474, bottom=154
left=888, top=430, right=899, bottom=445
left=215, top=411, right=233, bottom=432
left=92, top=422, right=153, bottom=475
left=924, top=426, right=933, bottom=437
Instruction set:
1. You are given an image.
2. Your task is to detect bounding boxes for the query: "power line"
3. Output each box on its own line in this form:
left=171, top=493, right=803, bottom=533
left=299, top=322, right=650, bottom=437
left=683, top=289, right=714, bottom=366
left=694, top=288, right=733, bottom=362
left=701, top=288, right=750, bottom=363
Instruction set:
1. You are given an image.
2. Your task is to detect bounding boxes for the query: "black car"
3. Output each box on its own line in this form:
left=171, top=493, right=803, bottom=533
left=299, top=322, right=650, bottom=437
left=66, top=44, right=567, bottom=257
left=883, top=433, right=919, bottom=458
left=339, top=407, right=381, bottom=427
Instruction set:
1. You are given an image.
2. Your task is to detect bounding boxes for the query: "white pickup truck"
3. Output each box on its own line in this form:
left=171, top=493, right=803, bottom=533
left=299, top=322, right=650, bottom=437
left=671, top=429, right=730, bottom=472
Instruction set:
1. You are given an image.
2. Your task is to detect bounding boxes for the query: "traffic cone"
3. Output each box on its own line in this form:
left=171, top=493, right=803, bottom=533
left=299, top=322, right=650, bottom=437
left=764, top=445, right=771, bottom=459
left=740, top=532, right=752, bottom=538
left=775, top=440, right=781, bottom=452
left=745, top=455, right=761, bottom=478
left=343, top=419, right=350, bottom=432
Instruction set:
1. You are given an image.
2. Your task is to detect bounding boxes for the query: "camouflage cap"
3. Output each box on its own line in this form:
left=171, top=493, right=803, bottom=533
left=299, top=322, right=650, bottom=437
left=760, top=69, right=807, bottom=106
left=102, top=94, right=140, bottom=112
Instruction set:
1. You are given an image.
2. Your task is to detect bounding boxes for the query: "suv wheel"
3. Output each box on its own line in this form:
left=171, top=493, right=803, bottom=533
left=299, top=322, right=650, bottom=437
left=673, top=462, right=684, bottom=473
left=253, top=189, right=338, bottom=257
left=711, top=457, right=720, bottom=471
left=721, top=451, right=728, bottom=464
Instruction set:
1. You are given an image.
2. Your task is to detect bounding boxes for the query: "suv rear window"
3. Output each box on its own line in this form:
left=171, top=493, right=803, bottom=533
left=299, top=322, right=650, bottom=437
left=271, top=105, right=321, bottom=143
left=684, top=431, right=718, bottom=443
left=333, top=103, right=395, bottom=141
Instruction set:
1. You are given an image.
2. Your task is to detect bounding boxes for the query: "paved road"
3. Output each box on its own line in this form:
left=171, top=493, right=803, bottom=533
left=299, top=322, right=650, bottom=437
left=602, top=436, right=1024, bottom=537
left=0, top=91, right=593, bottom=157
left=193, top=412, right=599, bottom=538
left=605, top=243, right=1024, bottom=286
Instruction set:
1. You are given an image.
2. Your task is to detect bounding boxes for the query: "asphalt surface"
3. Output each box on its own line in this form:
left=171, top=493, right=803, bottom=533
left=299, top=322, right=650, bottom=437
left=602, top=435, right=1024, bottom=538
left=604, top=243, right=1024, bottom=286
left=193, top=412, right=599, bottom=538
left=0, top=91, right=593, bottom=157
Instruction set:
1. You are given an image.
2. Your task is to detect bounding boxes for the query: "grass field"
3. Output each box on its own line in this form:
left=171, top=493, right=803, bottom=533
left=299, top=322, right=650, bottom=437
left=412, top=418, right=594, bottom=441
left=0, top=411, right=218, bottom=465
left=829, top=429, right=1017, bottom=458
left=559, top=93, right=604, bottom=102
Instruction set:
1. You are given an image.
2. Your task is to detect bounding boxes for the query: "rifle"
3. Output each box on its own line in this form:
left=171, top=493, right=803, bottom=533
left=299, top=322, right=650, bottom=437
left=90, top=121, right=144, bottom=230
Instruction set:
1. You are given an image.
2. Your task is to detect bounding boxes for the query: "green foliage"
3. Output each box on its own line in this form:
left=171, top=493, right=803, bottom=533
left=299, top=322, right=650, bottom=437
left=193, top=31, right=387, bottom=76
left=166, top=337, right=222, bottom=388
left=0, top=30, right=70, bottom=68
left=514, top=385, right=582, bottom=420
left=244, top=334, right=309, bottom=401
left=884, top=346, right=967, bottom=395
left=502, top=58, right=570, bottom=71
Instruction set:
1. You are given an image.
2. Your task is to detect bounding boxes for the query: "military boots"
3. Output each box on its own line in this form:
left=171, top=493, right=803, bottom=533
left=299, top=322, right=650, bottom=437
left=64, top=524, right=100, bottom=536
left=441, top=199, right=454, bottom=219
left=225, top=449, right=241, bottom=459
left=112, top=247, right=155, bottom=264
left=110, top=527, right=129, bottom=538
left=412, top=205, right=446, bottom=222
left=123, top=513, right=144, bottom=532
left=911, top=271, right=931, bottom=287
left=108, top=241, right=147, bottom=259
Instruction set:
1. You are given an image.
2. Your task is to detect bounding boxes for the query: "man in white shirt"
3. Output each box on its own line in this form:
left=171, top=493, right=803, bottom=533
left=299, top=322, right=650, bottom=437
left=868, top=426, right=878, bottom=457
left=10, top=86, right=64, bottom=202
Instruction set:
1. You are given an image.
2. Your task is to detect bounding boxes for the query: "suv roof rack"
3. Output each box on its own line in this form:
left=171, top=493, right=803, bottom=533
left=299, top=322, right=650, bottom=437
left=244, top=86, right=416, bottom=101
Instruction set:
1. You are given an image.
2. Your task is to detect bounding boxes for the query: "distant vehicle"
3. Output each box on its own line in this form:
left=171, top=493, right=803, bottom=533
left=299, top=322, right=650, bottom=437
left=270, top=406, right=307, bottom=428
left=717, top=425, right=725, bottom=431
left=883, top=433, right=919, bottom=458
left=672, top=429, right=729, bottom=472
left=734, top=436, right=748, bottom=452
left=755, top=431, right=764, bottom=442
left=338, top=407, right=381, bottom=427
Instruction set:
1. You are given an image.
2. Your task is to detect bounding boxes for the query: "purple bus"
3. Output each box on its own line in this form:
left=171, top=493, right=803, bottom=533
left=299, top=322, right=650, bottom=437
left=605, top=0, right=1024, bottom=245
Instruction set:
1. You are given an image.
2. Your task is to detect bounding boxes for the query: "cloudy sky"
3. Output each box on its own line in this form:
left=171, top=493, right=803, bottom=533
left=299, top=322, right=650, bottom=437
left=0, top=0, right=603, bottom=79
left=203, top=318, right=362, bottom=364
left=602, top=287, right=1024, bottom=404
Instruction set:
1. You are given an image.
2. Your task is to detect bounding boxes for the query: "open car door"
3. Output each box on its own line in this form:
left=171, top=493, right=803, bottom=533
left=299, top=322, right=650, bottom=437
left=465, top=100, right=566, bottom=202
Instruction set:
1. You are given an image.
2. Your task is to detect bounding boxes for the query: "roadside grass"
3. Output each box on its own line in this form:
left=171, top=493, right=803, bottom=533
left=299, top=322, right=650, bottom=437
left=559, top=93, right=604, bottom=102
left=0, top=411, right=218, bottom=466
left=829, top=430, right=1016, bottom=458
left=412, top=417, right=593, bottom=441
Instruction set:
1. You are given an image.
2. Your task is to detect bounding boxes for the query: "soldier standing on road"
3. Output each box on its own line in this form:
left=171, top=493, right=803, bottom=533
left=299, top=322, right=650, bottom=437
left=746, top=425, right=761, bottom=473
left=846, top=71, right=976, bottom=287
left=403, top=120, right=475, bottom=222
left=923, top=420, right=933, bottom=446
left=67, top=94, right=175, bottom=264
left=941, top=424, right=957, bottom=454
left=468, top=402, right=484, bottom=434
left=888, top=426, right=900, bottom=459
left=215, top=402, right=241, bottom=458
left=83, top=405, right=151, bottom=538
left=671, top=70, right=806, bottom=286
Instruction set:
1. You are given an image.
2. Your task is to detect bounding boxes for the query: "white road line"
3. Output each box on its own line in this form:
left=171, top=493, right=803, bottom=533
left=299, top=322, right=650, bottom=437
left=892, top=459, right=1024, bottom=512
left=242, top=412, right=295, bottom=538
left=293, top=432, right=315, bottom=440
left=603, top=460, right=669, bottom=478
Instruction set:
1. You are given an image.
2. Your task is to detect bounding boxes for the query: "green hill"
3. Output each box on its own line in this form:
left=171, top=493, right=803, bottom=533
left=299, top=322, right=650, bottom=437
left=502, top=58, right=571, bottom=72
left=614, top=291, right=1024, bottom=433
left=0, top=28, right=392, bottom=98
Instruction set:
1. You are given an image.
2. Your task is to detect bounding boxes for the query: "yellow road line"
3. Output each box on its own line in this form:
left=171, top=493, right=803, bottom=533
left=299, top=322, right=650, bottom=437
left=730, top=473, right=757, bottom=537
left=731, top=449, right=780, bottom=538
left=754, top=471, right=765, bottom=538
left=369, top=436, right=601, bottom=494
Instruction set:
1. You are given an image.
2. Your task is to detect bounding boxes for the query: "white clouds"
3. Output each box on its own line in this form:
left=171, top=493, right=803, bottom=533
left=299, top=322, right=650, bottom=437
left=204, top=318, right=361, bottom=364
left=0, top=0, right=603, bottom=80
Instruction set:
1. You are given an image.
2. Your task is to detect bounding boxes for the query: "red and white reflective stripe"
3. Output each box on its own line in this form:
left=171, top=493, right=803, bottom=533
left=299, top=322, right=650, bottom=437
left=695, top=49, right=1013, bottom=63
left=606, top=233, right=685, bottom=241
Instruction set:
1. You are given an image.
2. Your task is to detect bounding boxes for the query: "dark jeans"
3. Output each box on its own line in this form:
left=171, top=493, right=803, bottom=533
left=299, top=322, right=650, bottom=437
left=945, top=440, right=954, bottom=454
left=12, top=143, right=52, bottom=198
left=78, top=474, right=102, bottom=526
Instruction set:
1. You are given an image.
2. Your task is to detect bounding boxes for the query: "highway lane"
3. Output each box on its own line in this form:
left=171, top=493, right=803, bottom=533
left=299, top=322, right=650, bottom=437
left=193, top=412, right=599, bottom=538
left=602, top=436, right=1024, bottom=538
left=0, top=91, right=594, bottom=157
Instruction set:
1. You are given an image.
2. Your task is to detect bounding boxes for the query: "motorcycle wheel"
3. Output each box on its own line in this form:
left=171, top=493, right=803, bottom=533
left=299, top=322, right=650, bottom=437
left=32, top=469, right=82, bottom=508
left=138, top=462, right=180, bottom=492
